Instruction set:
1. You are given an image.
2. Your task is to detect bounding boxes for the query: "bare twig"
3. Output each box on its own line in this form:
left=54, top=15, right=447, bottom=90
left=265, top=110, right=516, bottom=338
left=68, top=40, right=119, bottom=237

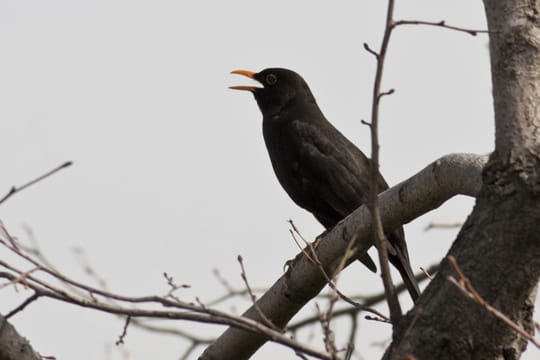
left=419, top=267, right=435, bottom=280
left=288, top=222, right=317, bottom=265
left=0, top=161, right=72, bottom=206
left=316, top=303, right=338, bottom=358
left=0, top=267, right=40, bottom=292
left=180, top=343, right=199, bottom=360
left=288, top=221, right=388, bottom=321
left=363, top=43, right=379, bottom=58
left=237, top=255, right=281, bottom=332
left=163, top=272, right=191, bottom=301
left=287, top=263, right=438, bottom=331
left=212, top=268, right=235, bottom=293
left=0, top=220, right=19, bottom=249
left=378, top=88, right=395, bottom=99
left=5, top=292, right=39, bottom=319
left=115, top=316, right=131, bottom=345
left=0, top=235, right=333, bottom=360
left=130, top=319, right=214, bottom=343
left=393, top=20, right=489, bottom=36
left=37, top=354, right=57, bottom=360
left=8, top=230, right=219, bottom=355
left=366, top=0, right=402, bottom=323
left=365, top=315, right=392, bottom=324
left=0, top=271, right=332, bottom=360
left=424, top=222, right=462, bottom=231
left=205, top=269, right=267, bottom=307
left=344, top=314, right=357, bottom=360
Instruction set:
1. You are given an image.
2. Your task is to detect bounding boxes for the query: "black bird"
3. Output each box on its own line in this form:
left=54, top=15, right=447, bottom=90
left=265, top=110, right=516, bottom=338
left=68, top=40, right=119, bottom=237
left=230, top=68, right=420, bottom=301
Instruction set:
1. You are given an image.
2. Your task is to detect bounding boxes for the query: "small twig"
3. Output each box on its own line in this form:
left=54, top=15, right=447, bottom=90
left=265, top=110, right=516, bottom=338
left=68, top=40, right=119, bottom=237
left=360, top=119, right=372, bottom=127
left=287, top=263, right=436, bottom=331
left=294, top=351, right=309, bottom=360
left=237, top=255, right=282, bottom=332
left=163, top=272, right=191, bottom=301
left=0, top=267, right=40, bottom=291
left=71, top=246, right=108, bottom=289
left=447, top=256, right=540, bottom=349
left=315, top=303, right=338, bottom=357
left=36, top=354, right=56, bottom=360
left=363, top=43, right=379, bottom=58
left=212, top=268, right=235, bottom=293
left=419, top=267, right=435, bottom=280
left=5, top=292, right=40, bottom=319
left=424, top=222, right=462, bottom=231
left=344, top=314, right=357, bottom=360
left=0, top=161, right=72, bottom=206
left=289, top=249, right=437, bottom=333
left=0, top=220, right=19, bottom=249
left=365, top=315, right=391, bottom=324
left=288, top=220, right=387, bottom=354
left=288, top=228, right=317, bottom=265
left=115, top=315, right=131, bottom=345
left=205, top=268, right=267, bottom=306
left=130, top=319, right=214, bottom=343
left=287, top=221, right=388, bottom=321
left=393, top=20, right=489, bottom=36
left=180, top=343, right=199, bottom=360
left=378, top=88, right=395, bottom=99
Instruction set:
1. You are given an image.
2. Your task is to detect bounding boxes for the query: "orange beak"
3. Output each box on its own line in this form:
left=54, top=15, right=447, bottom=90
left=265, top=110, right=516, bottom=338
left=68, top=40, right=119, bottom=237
left=229, top=69, right=260, bottom=91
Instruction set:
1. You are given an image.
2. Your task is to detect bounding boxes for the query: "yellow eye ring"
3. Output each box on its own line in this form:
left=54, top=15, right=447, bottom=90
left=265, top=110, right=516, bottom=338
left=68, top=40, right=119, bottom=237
left=265, top=73, right=277, bottom=85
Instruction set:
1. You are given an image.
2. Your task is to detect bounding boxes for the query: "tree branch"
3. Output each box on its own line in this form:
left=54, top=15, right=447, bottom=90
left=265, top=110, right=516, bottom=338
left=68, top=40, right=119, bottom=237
left=393, top=20, right=489, bottom=36
left=0, top=161, right=72, bottom=206
left=367, top=0, right=402, bottom=324
left=201, top=153, right=486, bottom=359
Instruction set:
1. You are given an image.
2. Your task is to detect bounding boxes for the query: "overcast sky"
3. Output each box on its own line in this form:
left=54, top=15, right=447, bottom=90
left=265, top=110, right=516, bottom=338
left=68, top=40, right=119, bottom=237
left=1, top=1, right=534, bottom=359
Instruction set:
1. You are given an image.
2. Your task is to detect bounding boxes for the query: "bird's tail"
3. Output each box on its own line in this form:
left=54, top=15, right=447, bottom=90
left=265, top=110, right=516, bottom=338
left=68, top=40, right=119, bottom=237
left=357, top=253, right=377, bottom=273
left=387, top=231, right=421, bottom=301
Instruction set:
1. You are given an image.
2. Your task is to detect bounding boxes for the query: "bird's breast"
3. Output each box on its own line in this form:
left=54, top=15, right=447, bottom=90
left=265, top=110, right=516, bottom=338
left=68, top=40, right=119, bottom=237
left=261, top=116, right=316, bottom=207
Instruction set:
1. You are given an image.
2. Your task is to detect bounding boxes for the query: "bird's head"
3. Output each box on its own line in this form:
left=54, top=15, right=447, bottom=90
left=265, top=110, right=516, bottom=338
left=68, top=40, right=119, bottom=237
left=230, top=68, right=316, bottom=116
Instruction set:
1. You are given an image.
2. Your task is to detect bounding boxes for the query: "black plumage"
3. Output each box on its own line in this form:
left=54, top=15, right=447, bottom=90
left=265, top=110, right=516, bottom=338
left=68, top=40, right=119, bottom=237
left=231, top=68, right=420, bottom=301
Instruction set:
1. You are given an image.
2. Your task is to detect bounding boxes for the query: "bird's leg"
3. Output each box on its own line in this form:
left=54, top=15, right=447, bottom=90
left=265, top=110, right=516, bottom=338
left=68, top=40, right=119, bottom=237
left=283, top=229, right=328, bottom=274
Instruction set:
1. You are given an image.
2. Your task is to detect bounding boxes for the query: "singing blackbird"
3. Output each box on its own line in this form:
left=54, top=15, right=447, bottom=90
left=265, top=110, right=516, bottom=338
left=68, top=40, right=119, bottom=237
left=230, top=68, right=420, bottom=301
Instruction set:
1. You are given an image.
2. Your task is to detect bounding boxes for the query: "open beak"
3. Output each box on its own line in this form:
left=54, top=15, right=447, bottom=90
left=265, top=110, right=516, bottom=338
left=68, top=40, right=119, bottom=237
left=229, top=69, right=261, bottom=91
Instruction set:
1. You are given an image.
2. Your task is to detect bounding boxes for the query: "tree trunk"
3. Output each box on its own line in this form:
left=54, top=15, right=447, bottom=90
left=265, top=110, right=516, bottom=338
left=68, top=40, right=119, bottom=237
left=0, top=314, right=40, bottom=360
left=386, top=1, right=540, bottom=359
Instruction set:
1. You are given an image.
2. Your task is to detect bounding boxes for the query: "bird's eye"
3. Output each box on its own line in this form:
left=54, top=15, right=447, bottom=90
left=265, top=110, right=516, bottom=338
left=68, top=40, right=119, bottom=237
left=265, top=73, right=277, bottom=85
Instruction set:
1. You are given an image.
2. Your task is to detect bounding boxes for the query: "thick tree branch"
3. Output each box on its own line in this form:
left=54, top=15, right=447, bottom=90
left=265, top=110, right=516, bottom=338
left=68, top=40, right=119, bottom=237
left=200, top=153, right=486, bottom=359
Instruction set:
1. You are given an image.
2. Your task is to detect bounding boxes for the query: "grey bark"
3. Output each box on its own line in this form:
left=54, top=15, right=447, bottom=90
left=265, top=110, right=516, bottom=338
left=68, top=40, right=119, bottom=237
left=0, top=314, right=39, bottom=360
left=200, top=153, right=486, bottom=360
left=385, top=1, right=540, bottom=359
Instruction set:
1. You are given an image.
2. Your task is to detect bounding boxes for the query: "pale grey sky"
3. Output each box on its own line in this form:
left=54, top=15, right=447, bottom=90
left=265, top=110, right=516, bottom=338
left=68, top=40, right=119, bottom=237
left=1, top=1, right=529, bottom=359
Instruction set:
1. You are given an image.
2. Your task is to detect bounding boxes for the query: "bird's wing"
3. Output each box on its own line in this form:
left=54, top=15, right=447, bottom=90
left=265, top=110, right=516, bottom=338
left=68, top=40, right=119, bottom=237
left=291, top=117, right=420, bottom=285
left=291, top=118, right=388, bottom=219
